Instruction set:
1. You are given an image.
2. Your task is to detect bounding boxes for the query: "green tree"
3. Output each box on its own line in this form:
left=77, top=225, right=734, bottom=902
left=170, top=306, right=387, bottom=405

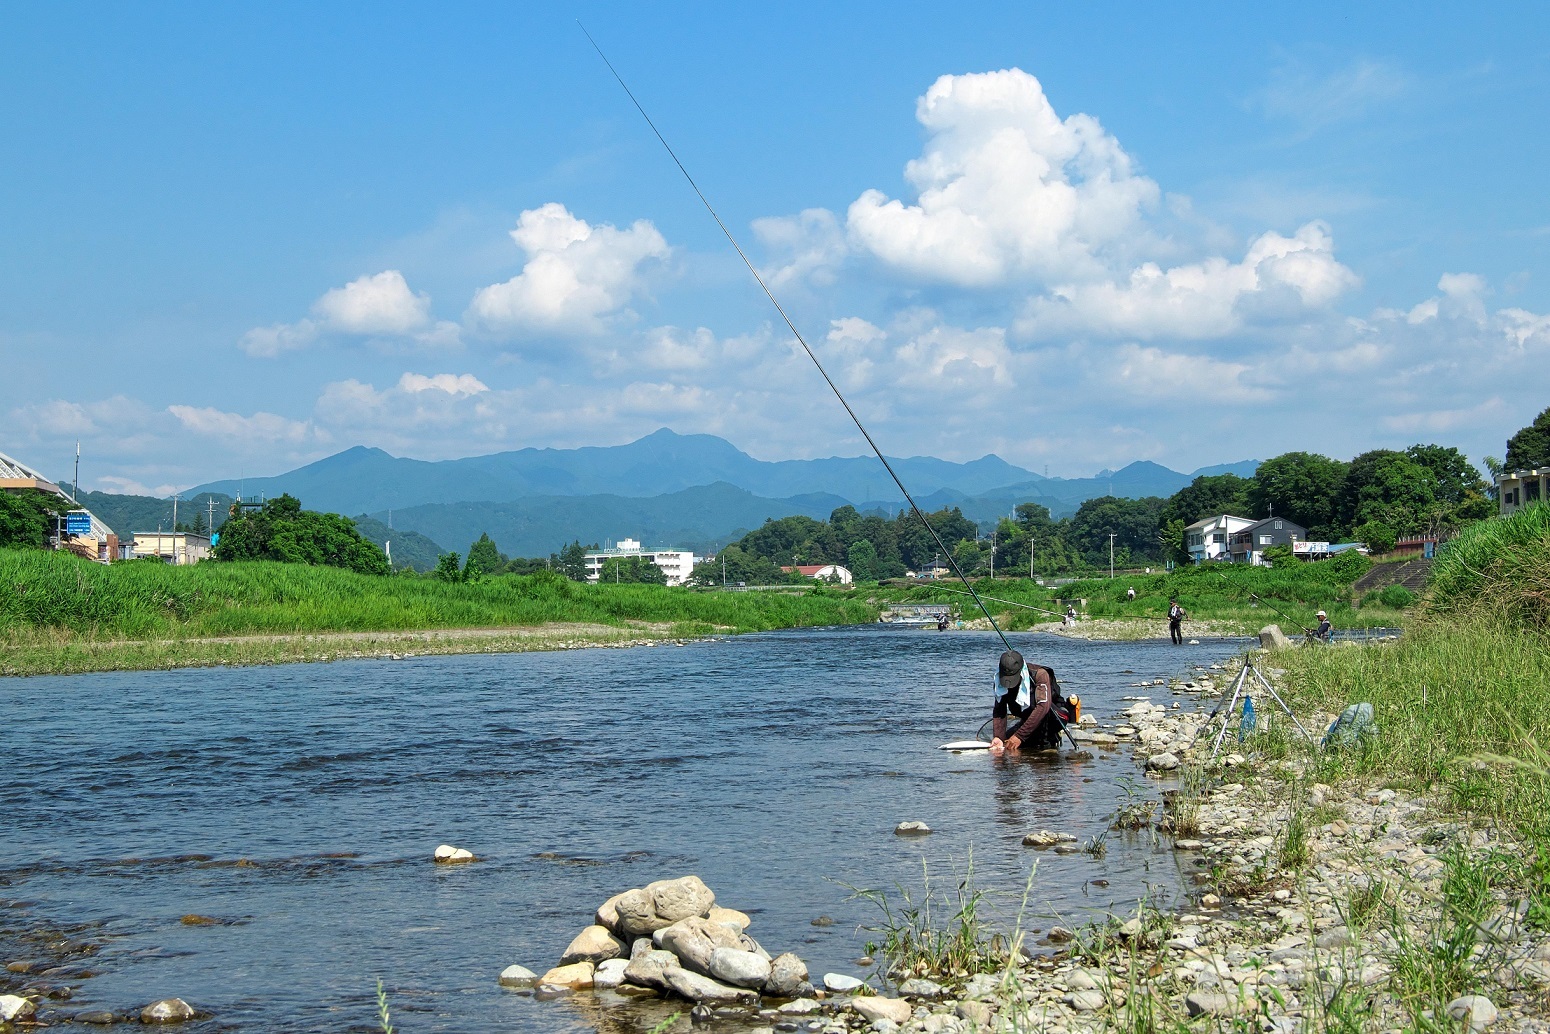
left=599, top=555, right=668, bottom=584
left=1338, top=450, right=1439, bottom=536
left=1159, top=473, right=1254, bottom=529
left=1159, top=518, right=1189, bottom=566
left=213, top=494, right=390, bottom=575
left=1504, top=406, right=1550, bottom=472
left=1352, top=520, right=1397, bottom=555
left=687, top=544, right=784, bottom=586
left=555, top=540, right=589, bottom=582
left=465, top=533, right=504, bottom=579
left=1067, top=495, right=1167, bottom=568
left=1261, top=543, right=1298, bottom=568
left=846, top=539, right=880, bottom=582
left=1250, top=452, right=1348, bottom=540
left=0, top=490, right=57, bottom=550
left=434, top=551, right=464, bottom=582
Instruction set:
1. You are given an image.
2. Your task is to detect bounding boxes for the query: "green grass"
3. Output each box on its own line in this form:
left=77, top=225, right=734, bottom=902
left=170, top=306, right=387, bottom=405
left=869, top=556, right=1405, bottom=633
left=0, top=549, right=877, bottom=654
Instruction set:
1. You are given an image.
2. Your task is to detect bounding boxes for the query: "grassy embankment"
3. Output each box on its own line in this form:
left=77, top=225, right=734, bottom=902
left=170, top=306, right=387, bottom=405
left=869, top=555, right=1408, bottom=638
left=1278, top=503, right=1550, bottom=849
left=0, top=549, right=877, bottom=676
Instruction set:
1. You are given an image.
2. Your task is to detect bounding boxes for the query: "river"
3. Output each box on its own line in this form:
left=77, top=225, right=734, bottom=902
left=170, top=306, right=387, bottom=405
left=0, top=625, right=1248, bottom=1031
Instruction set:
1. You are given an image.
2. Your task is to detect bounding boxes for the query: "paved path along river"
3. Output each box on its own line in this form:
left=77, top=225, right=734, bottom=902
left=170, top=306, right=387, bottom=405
left=1, top=625, right=1247, bottom=1032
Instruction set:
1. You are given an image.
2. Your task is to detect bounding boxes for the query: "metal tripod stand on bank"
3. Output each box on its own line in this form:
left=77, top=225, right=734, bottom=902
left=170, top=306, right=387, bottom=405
left=1209, top=654, right=1315, bottom=759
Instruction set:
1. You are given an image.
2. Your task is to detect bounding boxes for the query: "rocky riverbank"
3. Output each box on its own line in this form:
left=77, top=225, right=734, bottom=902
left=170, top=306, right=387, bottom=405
left=504, top=637, right=1549, bottom=1034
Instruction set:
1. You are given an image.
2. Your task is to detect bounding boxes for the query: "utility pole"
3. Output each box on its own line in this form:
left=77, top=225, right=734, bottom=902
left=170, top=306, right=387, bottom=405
left=722, top=552, right=726, bottom=587
left=989, top=527, right=997, bottom=580
left=1108, top=533, right=1117, bottom=580
left=73, top=440, right=80, bottom=502
left=206, top=497, right=216, bottom=537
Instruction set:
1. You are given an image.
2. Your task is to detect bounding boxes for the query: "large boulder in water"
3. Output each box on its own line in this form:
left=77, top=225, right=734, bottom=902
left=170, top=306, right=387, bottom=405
left=765, top=952, right=810, bottom=997
left=661, top=966, right=759, bottom=1004
left=614, top=888, right=676, bottom=939
left=141, top=998, right=196, bottom=1024
left=623, top=949, right=681, bottom=990
left=654, top=916, right=743, bottom=974
left=559, top=925, right=625, bottom=966
left=647, top=875, right=715, bottom=922
left=707, top=946, right=771, bottom=989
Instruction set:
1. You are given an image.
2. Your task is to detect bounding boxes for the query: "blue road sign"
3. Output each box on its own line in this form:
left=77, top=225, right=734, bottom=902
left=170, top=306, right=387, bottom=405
left=65, top=511, right=92, bottom=536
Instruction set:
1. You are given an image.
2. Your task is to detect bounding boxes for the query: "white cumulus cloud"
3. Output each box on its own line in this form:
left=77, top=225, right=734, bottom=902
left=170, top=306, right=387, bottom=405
left=240, top=270, right=458, bottom=357
left=467, top=203, right=669, bottom=335
left=845, top=69, right=1161, bottom=287
left=1018, top=222, right=1358, bottom=339
left=167, top=405, right=314, bottom=443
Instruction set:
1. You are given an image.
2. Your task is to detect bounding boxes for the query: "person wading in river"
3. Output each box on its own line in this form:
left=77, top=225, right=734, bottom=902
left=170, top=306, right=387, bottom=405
left=989, top=650, right=1069, bottom=755
left=1168, top=598, right=1186, bottom=645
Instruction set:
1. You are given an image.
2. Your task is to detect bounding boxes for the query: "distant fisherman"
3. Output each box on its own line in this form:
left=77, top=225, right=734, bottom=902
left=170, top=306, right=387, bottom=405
left=989, top=650, right=1074, bottom=755
left=1168, top=598, right=1186, bottom=646
left=1314, top=610, right=1332, bottom=642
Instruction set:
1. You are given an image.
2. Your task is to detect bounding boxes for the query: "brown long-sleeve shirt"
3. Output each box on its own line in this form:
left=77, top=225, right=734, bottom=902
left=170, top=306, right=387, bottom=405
left=993, top=665, right=1053, bottom=744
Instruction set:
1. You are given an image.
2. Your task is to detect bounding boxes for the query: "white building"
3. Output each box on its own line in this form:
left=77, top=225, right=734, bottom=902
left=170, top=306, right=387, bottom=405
left=584, top=537, right=698, bottom=586
left=782, top=564, right=854, bottom=584
left=132, top=531, right=212, bottom=565
left=1183, top=514, right=1256, bottom=564
left=1498, top=468, right=1550, bottom=516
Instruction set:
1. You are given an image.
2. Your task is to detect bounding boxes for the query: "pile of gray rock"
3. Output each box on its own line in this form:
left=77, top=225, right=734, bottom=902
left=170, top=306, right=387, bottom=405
left=509, top=875, right=816, bottom=1005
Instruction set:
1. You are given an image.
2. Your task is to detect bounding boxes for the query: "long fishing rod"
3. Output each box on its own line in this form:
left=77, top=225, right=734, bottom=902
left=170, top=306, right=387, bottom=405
left=914, top=583, right=1063, bottom=619
left=580, top=26, right=1079, bottom=750
left=1212, top=571, right=1316, bottom=637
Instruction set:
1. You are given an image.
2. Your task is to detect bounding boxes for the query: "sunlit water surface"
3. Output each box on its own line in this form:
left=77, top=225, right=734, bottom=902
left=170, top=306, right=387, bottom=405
left=1, top=626, right=1248, bottom=1032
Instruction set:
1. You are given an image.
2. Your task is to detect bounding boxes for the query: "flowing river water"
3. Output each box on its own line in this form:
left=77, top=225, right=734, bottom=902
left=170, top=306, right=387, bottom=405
left=1, top=625, right=1249, bottom=1032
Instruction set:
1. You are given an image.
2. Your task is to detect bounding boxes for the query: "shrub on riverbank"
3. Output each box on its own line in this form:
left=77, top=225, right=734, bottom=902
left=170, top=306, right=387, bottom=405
left=1428, top=502, right=1550, bottom=631
left=0, top=549, right=877, bottom=641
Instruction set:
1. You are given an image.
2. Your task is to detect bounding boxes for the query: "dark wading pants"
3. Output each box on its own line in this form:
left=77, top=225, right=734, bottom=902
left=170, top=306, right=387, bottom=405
left=1169, top=619, right=1183, bottom=645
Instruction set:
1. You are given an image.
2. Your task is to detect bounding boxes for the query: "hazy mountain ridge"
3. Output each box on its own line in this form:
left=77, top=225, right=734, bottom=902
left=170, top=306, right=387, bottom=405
left=191, top=428, right=1255, bottom=517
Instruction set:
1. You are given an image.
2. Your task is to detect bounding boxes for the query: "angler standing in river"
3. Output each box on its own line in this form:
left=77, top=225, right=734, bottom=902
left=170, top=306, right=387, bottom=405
left=1168, top=597, right=1186, bottom=645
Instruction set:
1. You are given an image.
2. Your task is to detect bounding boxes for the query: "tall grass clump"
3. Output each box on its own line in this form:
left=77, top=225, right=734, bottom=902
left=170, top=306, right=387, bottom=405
left=1428, top=502, right=1550, bottom=631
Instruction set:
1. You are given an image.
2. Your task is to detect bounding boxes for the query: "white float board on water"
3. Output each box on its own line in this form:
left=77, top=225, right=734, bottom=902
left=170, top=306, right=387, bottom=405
left=938, top=740, right=990, bottom=751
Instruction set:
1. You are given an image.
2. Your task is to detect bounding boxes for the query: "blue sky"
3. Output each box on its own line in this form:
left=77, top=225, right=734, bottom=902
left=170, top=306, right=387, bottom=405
left=3, top=3, right=1547, bottom=494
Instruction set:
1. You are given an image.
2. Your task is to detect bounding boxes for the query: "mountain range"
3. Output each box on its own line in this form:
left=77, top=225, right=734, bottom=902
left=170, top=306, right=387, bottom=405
left=182, top=429, right=1257, bottom=560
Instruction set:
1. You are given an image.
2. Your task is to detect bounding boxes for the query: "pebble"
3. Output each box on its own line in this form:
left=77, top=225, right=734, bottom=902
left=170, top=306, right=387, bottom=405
left=898, top=977, right=943, bottom=998
left=75, top=1009, right=117, bottom=1024
left=1447, top=995, right=1498, bottom=1032
left=1021, top=829, right=1076, bottom=847
left=140, top=998, right=196, bottom=1024
left=823, top=972, right=865, bottom=993
left=0, top=995, right=37, bottom=1022
left=1185, top=990, right=1252, bottom=1017
left=850, top=996, right=911, bottom=1025
left=777, top=999, right=823, bottom=1015
left=1065, top=989, right=1106, bottom=1011
left=1146, top=752, right=1181, bottom=771
left=894, top=821, right=932, bottom=836
left=539, top=961, right=595, bottom=989
left=498, top=964, right=538, bottom=987
left=593, top=958, right=630, bottom=989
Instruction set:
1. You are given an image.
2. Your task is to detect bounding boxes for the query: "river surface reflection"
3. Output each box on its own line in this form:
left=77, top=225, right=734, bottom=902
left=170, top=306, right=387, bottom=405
left=1, top=625, right=1248, bottom=1032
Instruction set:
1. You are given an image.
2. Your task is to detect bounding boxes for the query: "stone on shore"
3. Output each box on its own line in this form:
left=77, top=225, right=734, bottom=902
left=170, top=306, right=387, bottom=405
left=498, top=964, right=538, bottom=987
left=1259, top=625, right=1292, bottom=651
left=1146, top=752, right=1181, bottom=771
left=778, top=998, right=823, bottom=1014
left=898, top=977, right=944, bottom=998
left=765, top=952, right=811, bottom=997
left=539, top=961, right=595, bottom=989
left=595, top=893, right=626, bottom=933
left=140, top=998, right=196, bottom=1024
left=707, top=946, right=771, bottom=989
left=654, top=916, right=743, bottom=974
left=1065, top=989, right=1106, bottom=1012
left=851, top=996, right=912, bottom=1024
left=1447, top=995, right=1498, bottom=1032
left=661, top=966, right=759, bottom=1004
left=0, top=995, right=37, bottom=1022
left=647, top=875, right=716, bottom=923
left=823, top=972, right=866, bottom=992
left=1185, top=990, right=1254, bottom=1017
left=559, top=925, right=626, bottom=966
left=622, top=949, right=680, bottom=990
left=894, top=821, right=931, bottom=835
left=432, top=844, right=474, bottom=863
left=592, top=958, right=629, bottom=989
